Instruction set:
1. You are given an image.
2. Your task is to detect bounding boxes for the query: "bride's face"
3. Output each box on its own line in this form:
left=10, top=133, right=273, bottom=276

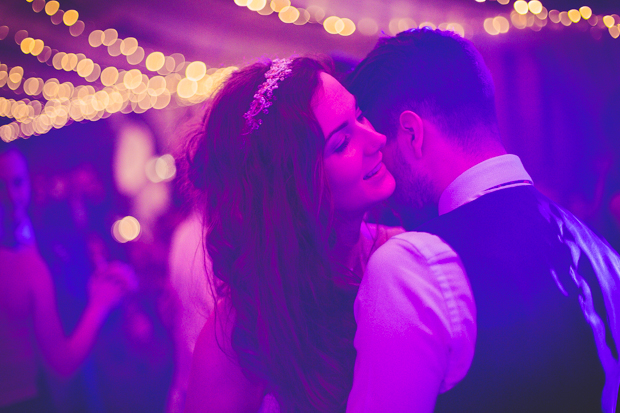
left=312, top=72, right=395, bottom=213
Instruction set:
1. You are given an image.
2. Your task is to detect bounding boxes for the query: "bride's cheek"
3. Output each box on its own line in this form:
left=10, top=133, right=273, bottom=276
left=344, top=146, right=357, bottom=158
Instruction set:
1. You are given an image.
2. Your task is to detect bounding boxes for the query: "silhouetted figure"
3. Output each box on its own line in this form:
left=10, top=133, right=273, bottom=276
left=0, top=146, right=134, bottom=413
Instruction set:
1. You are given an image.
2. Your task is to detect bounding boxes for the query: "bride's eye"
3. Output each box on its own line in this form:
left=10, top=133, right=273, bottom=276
left=334, top=135, right=351, bottom=153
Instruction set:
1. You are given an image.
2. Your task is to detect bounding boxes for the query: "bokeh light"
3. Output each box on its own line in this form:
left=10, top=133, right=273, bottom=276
left=69, top=20, right=85, bottom=36
left=257, top=3, right=274, bottom=16
left=108, top=39, right=123, bottom=57
left=32, top=0, right=45, bottom=13
left=511, top=10, right=528, bottom=29
left=76, top=59, right=95, bottom=78
left=549, top=10, right=560, bottom=23
left=323, top=16, right=341, bottom=34
left=186, top=61, right=207, bottom=81
left=85, top=63, right=101, bottom=83
left=445, top=22, right=465, bottom=37
left=603, top=16, right=615, bottom=28
left=270, top=0, right=290, bottom=13
left=177, top=78, right=197, bottom=99
left=307, top=5, right=325, bottom=23
left=101, top=66, right=120, bottom=86
left=43, top=79, right=59, bottom=99
left=15, top=30, right=28, bottom=45
left=560, top=12, right=571, bottom=26
left=494, top=16, right=510, bottom=33
left=37, top=46, right=52, bottom=63
left=23, top=77, right=43, bottom=96
left=44, top=1, right=60, bottom=16
left=279, top=6, right=300, bottom=24
left=294, top=8, right=310, bottom=25
left=537, top=7, right=548, bottom=20
left=484, top=17, right=499, bottom=35
left=588, top=15, right=599, bottom=26
left=9, top=67, right=24, bottom=84
left=358, top=18, right=378, bottom=36
left=50, top=10, right=64, bottom=25
left=579, top=6, right=592, bottom=20
left=389, top=18, right=401, bottom=35
left=146, top=52, right=165, bottom=72
left=339, top=18, right=356, bottom=36
left=103, top=28, right=118, bottom=46
left=89, top=30, right=104, bottom=47
left=123, top=69, right=143, bottom=89
left=61, top=53, right=78, bottom=71
left=170, top=53, right=185, bottom=72
left=127, top=47, right=145, bottom=65
left=20, top=37, right=35, bottom=54
left=112, top=216, right=141, bottom=243
left=147, top=76, right=167, bottom=96
left=399, top=18, right=417, bottom=32
left=247, top=0, right=266, bottom=11
left=121, top=37, right=139, bottom=56
left=514, top=1, right=528, bottom=15
left=528, top=1, right=543, bottom=15
left=32, top=39, right=45, bottom=56
left=63, top=10, right=79, bottom=26
left=145, top=154, right=177, bottom=183
left=568, top=9, right=581, bottom=23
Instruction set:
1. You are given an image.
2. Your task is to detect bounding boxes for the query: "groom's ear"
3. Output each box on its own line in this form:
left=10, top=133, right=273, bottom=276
left=398, top=110, right=424, bottom=159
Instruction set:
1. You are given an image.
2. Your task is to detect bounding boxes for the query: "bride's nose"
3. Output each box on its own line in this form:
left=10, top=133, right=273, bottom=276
left=364, top=128, right=386, bottom=156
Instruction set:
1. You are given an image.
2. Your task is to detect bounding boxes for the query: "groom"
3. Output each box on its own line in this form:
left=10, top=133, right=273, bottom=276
left=346, top=29, right=620, bottom=413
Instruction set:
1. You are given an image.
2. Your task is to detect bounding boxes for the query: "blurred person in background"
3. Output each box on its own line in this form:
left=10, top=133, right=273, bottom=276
left=0, top=144, right=135, bottom=413
left=166, top=209, right=213, bottom=413
left=26, top=121, right=175, bottom=413
left=600, top=87, right=620, bottom=253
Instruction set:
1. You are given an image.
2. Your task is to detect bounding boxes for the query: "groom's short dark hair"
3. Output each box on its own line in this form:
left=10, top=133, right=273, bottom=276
left=348, top=28, right=500, bottom=151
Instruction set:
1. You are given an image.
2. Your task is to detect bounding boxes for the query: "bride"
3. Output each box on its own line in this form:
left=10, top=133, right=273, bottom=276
left=184, top=56, right=401, bottom=412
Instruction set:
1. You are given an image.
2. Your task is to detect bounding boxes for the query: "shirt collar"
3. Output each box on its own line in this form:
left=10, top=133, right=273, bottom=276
left=438, top=154, right=533, bottom=215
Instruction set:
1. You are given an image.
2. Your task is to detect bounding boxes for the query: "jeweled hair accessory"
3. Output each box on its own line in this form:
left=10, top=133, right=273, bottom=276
left=242, top=58, right=293, bottom=134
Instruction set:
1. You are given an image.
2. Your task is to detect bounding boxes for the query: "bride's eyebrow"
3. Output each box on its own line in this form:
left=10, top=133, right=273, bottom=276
left=326, top=120, right=349, bottom=142
left=326, top=97, right=357, bottom=142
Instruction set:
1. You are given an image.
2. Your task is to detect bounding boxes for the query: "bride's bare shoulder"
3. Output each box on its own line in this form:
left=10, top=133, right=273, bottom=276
left=185, top=298, right=265, bottom=413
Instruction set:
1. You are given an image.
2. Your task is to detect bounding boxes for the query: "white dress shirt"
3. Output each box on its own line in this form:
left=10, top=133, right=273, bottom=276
left=438, top=154, right=533, bottom=215
left=347, top=154, right=533, bottom=412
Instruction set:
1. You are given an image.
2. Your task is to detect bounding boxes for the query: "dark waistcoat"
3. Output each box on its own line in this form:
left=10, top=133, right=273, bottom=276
left=416, top=185, right=619, bottom=413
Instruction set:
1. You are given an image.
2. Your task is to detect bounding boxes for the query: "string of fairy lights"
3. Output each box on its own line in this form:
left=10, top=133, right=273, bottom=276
left=235, top=0, right=620, bottom=38
left=0, top=0, right=239, bottom=142
left=1, top=0, right=619, bottom=143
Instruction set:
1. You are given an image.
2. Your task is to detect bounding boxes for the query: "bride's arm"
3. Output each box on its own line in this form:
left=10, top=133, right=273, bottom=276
left=185, top=299, right=265, bottom=413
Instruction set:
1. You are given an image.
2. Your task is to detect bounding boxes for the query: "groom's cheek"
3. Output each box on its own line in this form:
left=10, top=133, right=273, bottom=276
left=381, top=142, right=396, bottom=171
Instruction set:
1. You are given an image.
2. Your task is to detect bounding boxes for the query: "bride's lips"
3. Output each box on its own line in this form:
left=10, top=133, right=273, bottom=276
left=363, top=161, right=384, bottom=180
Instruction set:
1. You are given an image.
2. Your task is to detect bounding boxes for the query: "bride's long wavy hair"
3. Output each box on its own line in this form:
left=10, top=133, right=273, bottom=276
left=187, top=57, right=357, bottom=412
